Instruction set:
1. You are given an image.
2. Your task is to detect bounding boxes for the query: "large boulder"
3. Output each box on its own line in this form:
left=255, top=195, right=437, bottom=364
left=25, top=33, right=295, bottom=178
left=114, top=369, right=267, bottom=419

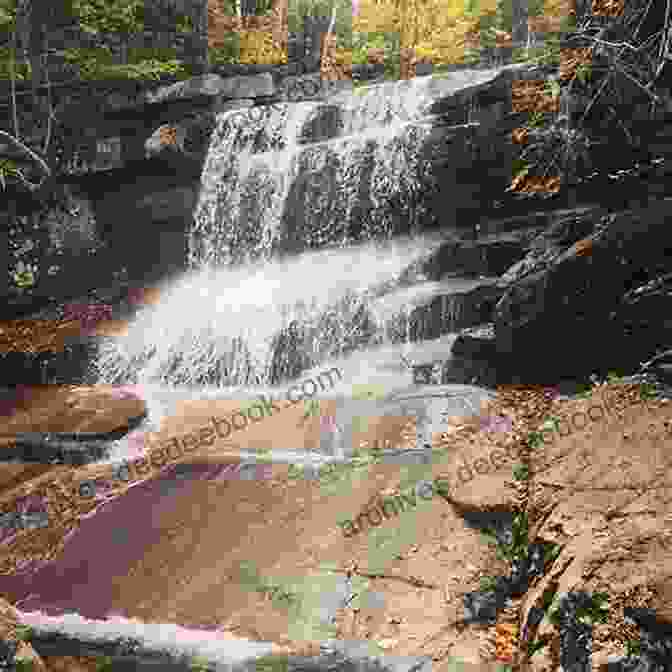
left=494, top=200, right=672, bottom=381
left=145, top=72, right=275, bottom=104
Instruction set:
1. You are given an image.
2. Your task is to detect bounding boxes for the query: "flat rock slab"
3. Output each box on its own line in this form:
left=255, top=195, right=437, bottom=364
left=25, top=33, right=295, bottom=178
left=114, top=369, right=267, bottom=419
left=0, top=385, right=147, bottom=453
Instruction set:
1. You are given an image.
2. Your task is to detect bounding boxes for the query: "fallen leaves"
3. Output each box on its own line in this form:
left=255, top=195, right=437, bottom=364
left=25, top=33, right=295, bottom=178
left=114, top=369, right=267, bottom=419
left=512, top=80, right=560, bottom=114
left=495, top=622, right=519, bottom=663
left=0, top=319, right=83, bottom=354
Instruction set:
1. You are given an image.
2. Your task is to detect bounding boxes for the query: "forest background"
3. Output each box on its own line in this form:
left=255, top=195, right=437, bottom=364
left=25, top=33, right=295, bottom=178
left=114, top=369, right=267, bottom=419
left=0, top=0, right=574, bottom=86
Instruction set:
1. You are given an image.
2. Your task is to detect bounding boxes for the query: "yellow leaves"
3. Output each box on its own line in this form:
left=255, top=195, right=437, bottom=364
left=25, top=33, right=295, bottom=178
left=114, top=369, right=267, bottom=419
left=543, top=0, right=575, bottom=16
left=559, top=47, right=593, bottom=81
left=238, top=30, right=287, bottom=64
left=353, top=0, right=401, bottom=34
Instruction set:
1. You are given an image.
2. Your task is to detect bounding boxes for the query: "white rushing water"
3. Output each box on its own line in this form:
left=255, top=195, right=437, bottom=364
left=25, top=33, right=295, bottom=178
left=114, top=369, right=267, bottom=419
left=93, top=236, right=441, bottom=390
left=188, top=77, right=445, bottom=269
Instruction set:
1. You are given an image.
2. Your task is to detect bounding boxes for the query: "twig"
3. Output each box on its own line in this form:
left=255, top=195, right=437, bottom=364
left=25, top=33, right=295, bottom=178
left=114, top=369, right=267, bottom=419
left=591, top=37, right=639, bottom=54
left=41, top=58, right=55, bottom=157
left=609, top=105, right=634, bottom=145
left=613, top=60, right=660, bottom=102
left=0, top=131, right=50, bottom=174
left=329, top=567, right=439, bottom=589
left=579, top=68, right=613, bottom=124
left=657, top=0, right=672, bottom=73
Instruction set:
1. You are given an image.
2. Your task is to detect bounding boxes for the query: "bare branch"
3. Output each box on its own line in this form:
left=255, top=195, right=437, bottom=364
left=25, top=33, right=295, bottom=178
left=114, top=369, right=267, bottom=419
left=0, top=130, right=51, bottom=189
left=41, top=57, right=55, bottom=156
left=613, top=59, right=660, bottom=102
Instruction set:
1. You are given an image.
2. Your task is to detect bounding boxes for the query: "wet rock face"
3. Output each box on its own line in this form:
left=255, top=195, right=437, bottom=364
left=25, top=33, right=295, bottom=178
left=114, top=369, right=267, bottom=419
left=493, top=201, right=672, bottom=381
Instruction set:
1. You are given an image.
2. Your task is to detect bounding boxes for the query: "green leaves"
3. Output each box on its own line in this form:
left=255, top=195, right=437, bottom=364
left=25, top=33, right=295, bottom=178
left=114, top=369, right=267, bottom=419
left=95, top=657, right=113, bottom=672
left=481, top=512, right=529, bottom=563
left=0, top=157, right=19, bottom=189
left=577, top=592, right=610, bottom=625
left=190, top=656, right=211, bottom=672
left=14, top=625, right=33, bottom=642
left=527, top=638, right=547, bottom=657
left=512, top=463, right=529, bottom=481
left=71, top=0, right=145, bottom=35
left=543, top=542, right=562, bottom=566
left=625, top=638, right=641, bottom=658
left=60, top=46, right=189, bottom=81
left=575, top=62, right=592, bottom=85
left=547, top=591, right=610, bottom=627
left=545, top=79, right=561, bottom=99
left=479, top=575, right=499, bottom=592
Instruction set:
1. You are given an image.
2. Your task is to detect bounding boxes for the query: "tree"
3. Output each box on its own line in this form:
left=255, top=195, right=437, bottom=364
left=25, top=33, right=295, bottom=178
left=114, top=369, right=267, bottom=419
left=510, top=0, right=528, bottom=53
left=188, top=0, right=210, bottom=73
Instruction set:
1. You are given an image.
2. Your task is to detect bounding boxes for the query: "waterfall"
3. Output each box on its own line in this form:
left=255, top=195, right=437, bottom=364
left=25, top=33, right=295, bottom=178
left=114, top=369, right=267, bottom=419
left=93, top=238, right=438, bottom=388
left=93, top=74, right=476, bottom=390
left=188, top=77, right=440, bottom=269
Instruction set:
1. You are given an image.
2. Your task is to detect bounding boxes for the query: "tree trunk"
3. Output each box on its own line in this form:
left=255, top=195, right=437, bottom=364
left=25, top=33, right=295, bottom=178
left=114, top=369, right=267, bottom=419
left=511, top=0, right=528, bottom=54
left=27, top=0, right=48, bottom=94
left=189, top=0, right=210, bottom=74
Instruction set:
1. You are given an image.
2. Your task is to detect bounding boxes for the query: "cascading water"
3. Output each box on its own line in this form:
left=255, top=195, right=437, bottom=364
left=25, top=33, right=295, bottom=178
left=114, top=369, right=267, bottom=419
left=94, top=238, right=438, bottom=389
left=188, top=77, right=442, bottom=269
left=92, top=71, right=497, bottom=450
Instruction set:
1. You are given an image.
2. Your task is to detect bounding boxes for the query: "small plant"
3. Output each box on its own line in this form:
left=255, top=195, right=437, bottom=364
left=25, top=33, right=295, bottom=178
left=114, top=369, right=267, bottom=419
left=527, top=638, right=547, bottom=657
left=639, top=381, right=658, bottom=402
left=528, top=110, right=546, bottom=128
left=527, top=430, right=545, bottom=449
left=190, top=655, right=211, bottom=671
left=10, top=261, right=38, bottom=290
left=512, top=463, right=529, bottom=481
left=546, top=593, right=563, bottom=626
left=541, top=587, right=557, bottom=612
left=14, top=625, right=33, bottom=642
left=547, top=591, right=609, bottom=626
left=14, top=658, right=35, bottom=672
left=0, top=157, right=20, bottom=189
left=95, top=656, right=113, bottom=672
left=479, top=575, right=499, bottom=592
left=287, top=463, right=305, bottom=480
left=543, top=543, right=562, bottom=566
left=545, top=79, right=561, bottom=100
left=481, top=512, right=529, bottom=563
left=624, top=638, right=641, bottom=658
left=576, top=592, right=610, bottom=625
left=255, top=655, right=290, bottom=672
left=575, top=62, right=592, bottom=85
